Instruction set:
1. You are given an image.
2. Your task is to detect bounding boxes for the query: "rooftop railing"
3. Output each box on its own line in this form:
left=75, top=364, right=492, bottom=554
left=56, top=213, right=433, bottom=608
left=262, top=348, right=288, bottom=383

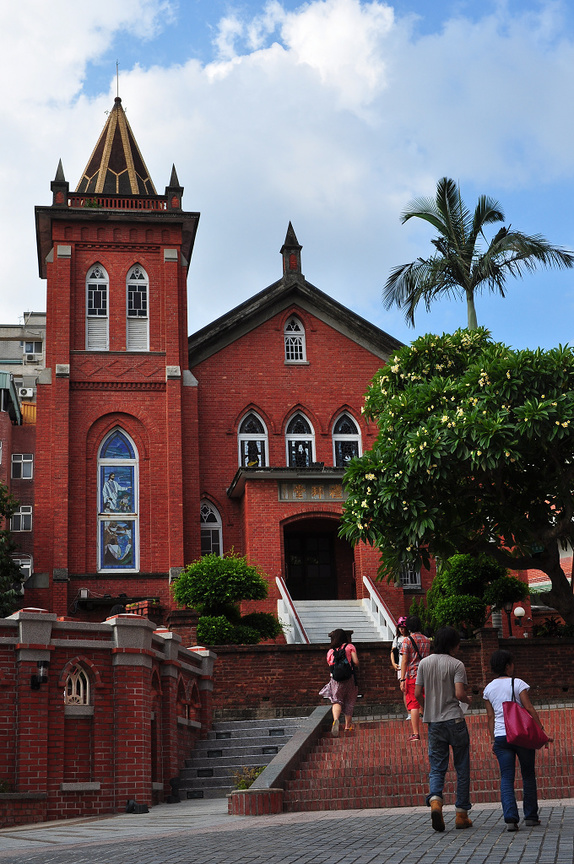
left=67, top=194, right=168, bottom=211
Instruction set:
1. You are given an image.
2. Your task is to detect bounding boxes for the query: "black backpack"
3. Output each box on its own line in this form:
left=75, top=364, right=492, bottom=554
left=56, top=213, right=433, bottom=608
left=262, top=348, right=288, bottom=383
left=331, top=644, right=353, bottom=682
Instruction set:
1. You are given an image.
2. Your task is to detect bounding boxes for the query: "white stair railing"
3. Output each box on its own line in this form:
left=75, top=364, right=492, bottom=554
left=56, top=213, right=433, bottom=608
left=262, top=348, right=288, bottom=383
left=276, top=577, right=310, bottom=644
left=362, top=573, right=396, bottom=640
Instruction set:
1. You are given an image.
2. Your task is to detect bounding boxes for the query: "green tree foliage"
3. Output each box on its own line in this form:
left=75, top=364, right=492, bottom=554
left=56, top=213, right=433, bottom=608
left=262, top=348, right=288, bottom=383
left=0, top=485, right=26, bottom=618
left=383, top=177, right=574, bottom=329
left=420, top=554, right=527, bottom=635
left=172, top=552, right=283, bottom=645
left=340, top=329, right=574, bottom=623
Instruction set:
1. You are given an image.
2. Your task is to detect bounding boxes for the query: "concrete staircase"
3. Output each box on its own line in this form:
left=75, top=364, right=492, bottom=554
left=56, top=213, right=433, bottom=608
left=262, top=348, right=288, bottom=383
left=179, top=717, right=306, bottom=799
left=294, top=599, right=386, bottom=643
left=283, top=708, right=574, bottom=811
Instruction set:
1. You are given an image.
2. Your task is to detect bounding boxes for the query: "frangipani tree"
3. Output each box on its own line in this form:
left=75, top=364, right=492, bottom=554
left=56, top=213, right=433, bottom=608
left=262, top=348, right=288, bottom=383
left=340, top=328, right=574, bottom=623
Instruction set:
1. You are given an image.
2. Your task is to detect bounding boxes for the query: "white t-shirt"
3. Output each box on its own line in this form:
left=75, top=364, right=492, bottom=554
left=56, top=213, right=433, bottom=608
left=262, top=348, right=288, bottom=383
left=483, top=677, right=529, bottom=738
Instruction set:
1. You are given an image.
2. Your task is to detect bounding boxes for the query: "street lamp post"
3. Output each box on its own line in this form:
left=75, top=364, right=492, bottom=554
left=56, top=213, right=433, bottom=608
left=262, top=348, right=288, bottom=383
left=503, top=600, right=514, bottom=637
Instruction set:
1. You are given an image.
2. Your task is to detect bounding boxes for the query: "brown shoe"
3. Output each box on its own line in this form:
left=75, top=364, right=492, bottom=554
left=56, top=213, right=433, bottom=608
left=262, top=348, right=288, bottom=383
left=430, top=797, right=445, bottom=832
left=455, top=809, right=473, bottom=829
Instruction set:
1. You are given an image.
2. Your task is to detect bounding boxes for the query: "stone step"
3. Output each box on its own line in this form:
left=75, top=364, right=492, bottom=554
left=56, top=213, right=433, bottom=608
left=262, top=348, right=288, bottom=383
left=179, top=716, right=307, bottom=799
left=184, top=751, right=282, bottom=769
left=191, top=735, right=292, bottom=761
left=293, top=600, right=386, bottom=643
left=207, top=719, right=302, bottom=736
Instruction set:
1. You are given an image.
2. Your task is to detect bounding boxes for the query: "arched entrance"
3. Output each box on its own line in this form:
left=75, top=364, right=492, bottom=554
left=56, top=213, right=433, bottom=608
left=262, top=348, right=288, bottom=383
left=283, top=516, right=355, bottom=601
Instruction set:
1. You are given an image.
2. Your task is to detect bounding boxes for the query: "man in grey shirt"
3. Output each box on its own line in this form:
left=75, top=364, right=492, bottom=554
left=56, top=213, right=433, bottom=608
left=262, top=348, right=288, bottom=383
left=415, top=626, right=472, bottom=832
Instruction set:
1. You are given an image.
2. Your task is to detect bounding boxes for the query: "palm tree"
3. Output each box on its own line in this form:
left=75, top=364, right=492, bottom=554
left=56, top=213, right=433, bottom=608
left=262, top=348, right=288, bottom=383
left=384, top=177, right=574, bottom=329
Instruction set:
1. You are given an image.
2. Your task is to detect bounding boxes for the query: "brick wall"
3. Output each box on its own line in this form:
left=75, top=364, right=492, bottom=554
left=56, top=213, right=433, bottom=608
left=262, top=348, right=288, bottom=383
left=0, top=609, right=215, bottom=828
left=209, top=631, right=574, bottom=719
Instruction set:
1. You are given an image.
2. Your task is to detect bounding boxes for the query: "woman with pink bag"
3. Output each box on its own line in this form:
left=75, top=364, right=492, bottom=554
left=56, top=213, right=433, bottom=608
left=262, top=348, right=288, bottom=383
left=483, top=649, right=552, bottom=832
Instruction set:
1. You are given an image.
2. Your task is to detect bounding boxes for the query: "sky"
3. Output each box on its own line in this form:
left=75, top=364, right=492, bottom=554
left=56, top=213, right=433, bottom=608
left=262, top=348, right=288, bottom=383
left=3, top=0, right=574, bottom=350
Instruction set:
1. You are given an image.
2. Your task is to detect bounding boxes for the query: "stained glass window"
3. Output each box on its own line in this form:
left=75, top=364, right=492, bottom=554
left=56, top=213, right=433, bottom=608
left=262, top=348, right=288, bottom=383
left=98, top=429, right=138, bottom=571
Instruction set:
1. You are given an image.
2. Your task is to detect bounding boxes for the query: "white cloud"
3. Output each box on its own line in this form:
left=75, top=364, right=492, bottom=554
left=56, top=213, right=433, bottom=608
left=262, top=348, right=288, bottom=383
left=1, top=0, right=574, bottom=352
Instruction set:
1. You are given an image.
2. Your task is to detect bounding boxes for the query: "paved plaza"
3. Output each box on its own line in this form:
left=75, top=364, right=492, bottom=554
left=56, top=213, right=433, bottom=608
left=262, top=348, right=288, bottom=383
left=0, top=798, right=573, bottom=864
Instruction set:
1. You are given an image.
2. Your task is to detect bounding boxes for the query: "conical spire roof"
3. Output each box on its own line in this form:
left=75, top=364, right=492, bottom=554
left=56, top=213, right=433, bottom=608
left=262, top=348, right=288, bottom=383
left=280, top=222, right=303, bottom=279
left=76, top=97, right=156, bottom=196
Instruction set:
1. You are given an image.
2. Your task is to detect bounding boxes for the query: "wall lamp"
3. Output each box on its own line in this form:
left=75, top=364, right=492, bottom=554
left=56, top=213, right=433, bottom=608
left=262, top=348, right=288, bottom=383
left=31, top=660, right=50, bottom=690
left=514, top=606, right=526, bottom=627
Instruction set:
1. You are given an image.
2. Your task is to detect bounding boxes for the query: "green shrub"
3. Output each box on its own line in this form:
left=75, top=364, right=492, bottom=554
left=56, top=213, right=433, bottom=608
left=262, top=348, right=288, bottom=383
left=233, top=766, right=265, bottom=790
left=174, top=552, right=283, bottom=645
left=172, top=552, right=268, bottom=616
left=483, top=575, right=529, bottom=610
left=196, top=615, right=235, bottom=645
left=231, top=624, right=261, bottom=645
left=532, top=617, right=574, bottom=638
left=240, top=612, right=284, bottom=640
left=443, top=554, right=507, bottom=596
left=432, top=595, right=487, bottom=633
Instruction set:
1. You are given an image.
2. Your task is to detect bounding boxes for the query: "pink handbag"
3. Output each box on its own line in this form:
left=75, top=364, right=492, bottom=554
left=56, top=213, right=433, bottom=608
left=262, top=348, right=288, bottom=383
left=502, top=679, right=549, bottom=750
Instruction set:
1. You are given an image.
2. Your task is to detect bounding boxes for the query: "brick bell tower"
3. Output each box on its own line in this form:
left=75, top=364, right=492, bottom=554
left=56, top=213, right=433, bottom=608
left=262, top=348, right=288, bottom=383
left=33, top=97, right=201, bottom=617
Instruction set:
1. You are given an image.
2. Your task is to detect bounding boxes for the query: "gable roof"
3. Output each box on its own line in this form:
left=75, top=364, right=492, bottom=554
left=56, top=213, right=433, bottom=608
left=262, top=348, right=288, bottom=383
left=188, top=227, right=403, bottom=366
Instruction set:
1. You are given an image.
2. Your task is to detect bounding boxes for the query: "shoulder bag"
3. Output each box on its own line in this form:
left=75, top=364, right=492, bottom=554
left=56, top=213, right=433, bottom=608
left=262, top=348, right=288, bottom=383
left=502, top=678, right=549, bottom=750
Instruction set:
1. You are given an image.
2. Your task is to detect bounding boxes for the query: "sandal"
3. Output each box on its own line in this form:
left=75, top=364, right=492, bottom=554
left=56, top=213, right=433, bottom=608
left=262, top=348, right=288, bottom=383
left=407, top=733, right=420, bottom=742
left=344, top=725, right=355, bottom=732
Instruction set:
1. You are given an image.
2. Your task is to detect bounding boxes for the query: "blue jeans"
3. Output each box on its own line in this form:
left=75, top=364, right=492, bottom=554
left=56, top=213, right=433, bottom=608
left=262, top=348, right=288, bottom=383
left=493, top=736, right=538, bottom=823
left=426, top=718, right=471, bottom=811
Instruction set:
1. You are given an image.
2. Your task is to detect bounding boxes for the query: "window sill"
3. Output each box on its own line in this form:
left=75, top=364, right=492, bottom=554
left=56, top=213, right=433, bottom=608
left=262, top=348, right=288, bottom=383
left=177, top=717, right=202, bottom=729
left=284, top=360, right=310, bottom=366
left=65, top=705, right=94, bottom=717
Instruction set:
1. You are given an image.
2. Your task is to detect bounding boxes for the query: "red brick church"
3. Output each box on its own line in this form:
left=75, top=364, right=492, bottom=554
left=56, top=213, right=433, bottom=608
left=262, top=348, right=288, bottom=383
left=21, top=96, right=428, bottom=635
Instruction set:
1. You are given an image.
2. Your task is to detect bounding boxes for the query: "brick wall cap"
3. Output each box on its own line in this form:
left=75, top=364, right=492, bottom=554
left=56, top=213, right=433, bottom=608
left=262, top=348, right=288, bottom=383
left=53, top=620, right=111, bottom=633
left=9, top=608, right=55, bottom=618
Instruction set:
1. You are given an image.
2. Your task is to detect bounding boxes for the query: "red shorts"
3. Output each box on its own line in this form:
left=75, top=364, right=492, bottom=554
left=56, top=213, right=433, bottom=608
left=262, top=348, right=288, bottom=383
left=404, top=678, right=423, bottom=711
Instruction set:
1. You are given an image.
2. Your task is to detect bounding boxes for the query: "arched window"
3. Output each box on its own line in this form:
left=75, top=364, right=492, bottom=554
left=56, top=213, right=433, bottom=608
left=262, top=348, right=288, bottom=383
left=200, top=501, right=222, bottom=557
left=286, top=413, right=314, bottom=467
left=86, top=264, right=109, bottom=350
left=64, top=665, right=91, bottom=705
left=98, top=429, right=138, bottom=571
left=333, top=413, right=361, bottom=466
left=126, top=264, right=149, bottom=351
left=284, top=316, right=306, bottom=362
left=238, top=412, right=268, bottom=468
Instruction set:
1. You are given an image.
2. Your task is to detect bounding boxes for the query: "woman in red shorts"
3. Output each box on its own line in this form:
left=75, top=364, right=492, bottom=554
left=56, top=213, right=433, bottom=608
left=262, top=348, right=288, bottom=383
left=400, top=615, right=431, bottom=742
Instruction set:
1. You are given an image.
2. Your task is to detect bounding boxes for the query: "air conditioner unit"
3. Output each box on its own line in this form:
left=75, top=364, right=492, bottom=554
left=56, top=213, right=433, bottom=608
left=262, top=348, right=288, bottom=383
left=19, top=388, right=34, bottom=399
left=25, top=354, right=40, bottom=362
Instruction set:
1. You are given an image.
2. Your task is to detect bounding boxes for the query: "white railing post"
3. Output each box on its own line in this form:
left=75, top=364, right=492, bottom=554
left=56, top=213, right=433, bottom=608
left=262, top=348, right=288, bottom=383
left=361, top=573, right=396, bottom=640
left=275, top=577, right=310, bottom=644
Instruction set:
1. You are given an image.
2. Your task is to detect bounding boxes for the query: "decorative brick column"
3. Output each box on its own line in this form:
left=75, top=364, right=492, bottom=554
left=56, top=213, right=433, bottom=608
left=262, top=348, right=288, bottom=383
left=155, top=629, right=182, bottom=792
left=109, top=615, right=157, bottom=806
left=12, top=609, right=56, bottom=794
left=166, top=608, right=199, bottom=646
